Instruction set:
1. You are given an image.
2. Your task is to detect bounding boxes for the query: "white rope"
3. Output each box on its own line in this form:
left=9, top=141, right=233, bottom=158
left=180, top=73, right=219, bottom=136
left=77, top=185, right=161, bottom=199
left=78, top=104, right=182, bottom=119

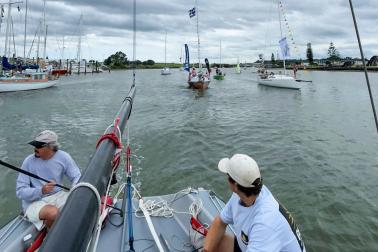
left=133, top=187, right=200, bottom=218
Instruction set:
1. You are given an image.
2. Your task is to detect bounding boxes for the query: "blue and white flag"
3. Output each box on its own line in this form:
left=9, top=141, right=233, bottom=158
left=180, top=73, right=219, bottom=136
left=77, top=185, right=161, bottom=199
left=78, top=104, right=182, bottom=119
left=189, top=7, right=196, bottom=18
left=279, top=37, right=290, bottom=59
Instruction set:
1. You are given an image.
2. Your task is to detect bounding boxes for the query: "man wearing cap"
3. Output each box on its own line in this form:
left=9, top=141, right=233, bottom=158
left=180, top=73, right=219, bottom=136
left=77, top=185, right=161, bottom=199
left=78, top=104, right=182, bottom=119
left=16, top=130, right=81, bottom=230
left=204, top=154, right=305, bottom=252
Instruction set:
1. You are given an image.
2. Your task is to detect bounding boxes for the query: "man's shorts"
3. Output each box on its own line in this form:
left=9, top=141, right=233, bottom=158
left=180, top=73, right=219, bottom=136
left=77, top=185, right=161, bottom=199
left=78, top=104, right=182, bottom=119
left=25, top=191, right=69, bottom=230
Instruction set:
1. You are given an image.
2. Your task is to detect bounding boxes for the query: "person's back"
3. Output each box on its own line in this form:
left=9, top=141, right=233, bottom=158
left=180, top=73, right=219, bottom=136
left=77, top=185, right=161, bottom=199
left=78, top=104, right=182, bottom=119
left=221, top=186, right=303, bottom=252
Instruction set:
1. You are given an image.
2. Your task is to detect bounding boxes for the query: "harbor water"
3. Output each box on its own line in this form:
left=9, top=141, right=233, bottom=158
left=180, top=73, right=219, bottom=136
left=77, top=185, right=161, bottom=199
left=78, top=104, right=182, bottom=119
left=0, top=69, right=377, bottom=251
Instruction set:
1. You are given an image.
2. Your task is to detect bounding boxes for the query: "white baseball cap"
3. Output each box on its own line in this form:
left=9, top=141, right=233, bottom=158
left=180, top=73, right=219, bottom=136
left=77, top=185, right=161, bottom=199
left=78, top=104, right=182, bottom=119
left=28, top=130, right=58, bottom=148
left=218, top=154, right=261, bottom=188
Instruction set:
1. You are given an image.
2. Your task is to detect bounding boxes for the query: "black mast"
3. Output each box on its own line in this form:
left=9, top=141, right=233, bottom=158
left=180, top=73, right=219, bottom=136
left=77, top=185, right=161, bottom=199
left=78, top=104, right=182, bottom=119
left=40, top=85, right=136, bottom=252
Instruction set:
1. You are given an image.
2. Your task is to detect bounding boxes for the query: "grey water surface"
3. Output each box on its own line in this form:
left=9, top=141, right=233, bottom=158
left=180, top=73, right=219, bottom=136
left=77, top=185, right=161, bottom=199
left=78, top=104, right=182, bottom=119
left=0, top=69, right=377, bottom=251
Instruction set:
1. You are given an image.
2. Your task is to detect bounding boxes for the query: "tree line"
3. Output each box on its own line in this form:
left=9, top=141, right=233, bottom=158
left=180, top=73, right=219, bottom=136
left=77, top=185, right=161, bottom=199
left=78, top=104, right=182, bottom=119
left=103, top=51, right=156, bottom=69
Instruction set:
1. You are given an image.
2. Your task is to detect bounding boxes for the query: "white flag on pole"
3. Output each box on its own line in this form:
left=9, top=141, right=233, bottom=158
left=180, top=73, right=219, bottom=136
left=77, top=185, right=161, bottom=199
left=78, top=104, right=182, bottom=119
left=279, top=37, right=290, bottom=59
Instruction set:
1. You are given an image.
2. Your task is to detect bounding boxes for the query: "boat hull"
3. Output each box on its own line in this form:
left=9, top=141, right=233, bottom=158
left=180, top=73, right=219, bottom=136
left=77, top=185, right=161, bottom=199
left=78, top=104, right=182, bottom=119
left=213, top=74, right=224, bottom=80
left=161, top=67, right=172, bottom=75
left=51, top=69, right=67, bottom=76
left=188, top=80, right=210, bottom=89
left=257, top=75, right=300, bottom=90
left=0, top=80, right=58, bottom=92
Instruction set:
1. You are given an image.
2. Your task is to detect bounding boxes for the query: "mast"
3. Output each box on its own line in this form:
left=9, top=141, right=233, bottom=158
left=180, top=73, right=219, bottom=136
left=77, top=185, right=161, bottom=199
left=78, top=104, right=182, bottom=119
left=219, top=40, right=222, bottom=68
left=278, top=0, right=286, bottom=74
left=195, top=0, right=201, bottom=70
left=43, top=24, right=48, bottom=59
left=23, top=0, right=28, bottom=62
left=36, top=19, right=41, bottom=63
left=180, top=46, right=182, bottom=65
left=4, top=0, right=11, bottom=57
left=42, top=0, right=46, bottom=60
left=11, top=15, right=15, bottom=57
left=164, top=31, right=167, bottom=67
left=77, top=14, right=82, bottom=62
left=62, top=35, right=65, bottom=60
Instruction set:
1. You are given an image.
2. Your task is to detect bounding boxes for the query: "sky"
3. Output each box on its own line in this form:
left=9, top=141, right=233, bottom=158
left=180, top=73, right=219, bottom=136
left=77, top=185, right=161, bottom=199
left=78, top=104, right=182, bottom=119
left=0, top=0, right=377, bottom=63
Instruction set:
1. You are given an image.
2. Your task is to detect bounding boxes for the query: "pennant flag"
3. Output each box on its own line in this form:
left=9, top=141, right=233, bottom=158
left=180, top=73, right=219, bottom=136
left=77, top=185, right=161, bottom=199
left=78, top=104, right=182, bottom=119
left=189, top=7, right=196, bottom=18
left=184, top=44, right=190, bottom=72
left=279, top=37, right=290, bottom=59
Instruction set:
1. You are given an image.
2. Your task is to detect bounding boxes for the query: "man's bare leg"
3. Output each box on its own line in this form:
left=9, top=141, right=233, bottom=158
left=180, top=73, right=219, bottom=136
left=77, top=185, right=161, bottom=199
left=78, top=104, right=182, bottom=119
left=39, top=205, right=58, bottom=228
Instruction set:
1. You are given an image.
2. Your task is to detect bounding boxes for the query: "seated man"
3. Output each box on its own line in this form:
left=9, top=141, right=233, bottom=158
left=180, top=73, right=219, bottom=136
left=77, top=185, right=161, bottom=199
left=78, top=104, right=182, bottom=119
left=16, top=130, right=81, bottom=230
left=204, top=154, right=305, bottom=252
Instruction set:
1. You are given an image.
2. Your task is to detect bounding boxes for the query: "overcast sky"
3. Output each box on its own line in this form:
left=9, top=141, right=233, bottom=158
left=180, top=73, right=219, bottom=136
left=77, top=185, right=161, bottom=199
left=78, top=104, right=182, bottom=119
left=1, top=0, right=377, bottom=63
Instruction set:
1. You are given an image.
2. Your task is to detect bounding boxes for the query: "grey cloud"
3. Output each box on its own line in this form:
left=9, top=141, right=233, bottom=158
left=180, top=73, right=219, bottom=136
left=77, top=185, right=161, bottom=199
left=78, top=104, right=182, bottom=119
left=1, top=0, right=377, bottom=61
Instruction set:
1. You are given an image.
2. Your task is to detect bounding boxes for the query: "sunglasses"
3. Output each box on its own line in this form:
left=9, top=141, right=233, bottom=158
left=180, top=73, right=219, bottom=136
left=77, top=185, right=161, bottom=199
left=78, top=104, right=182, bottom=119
left=34, top=143, right=48, bottom=149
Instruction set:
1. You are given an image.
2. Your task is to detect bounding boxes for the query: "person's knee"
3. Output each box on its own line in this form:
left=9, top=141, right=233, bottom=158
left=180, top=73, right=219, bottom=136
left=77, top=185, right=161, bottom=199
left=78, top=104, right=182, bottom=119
left=40, top=205, right=59, bottom=221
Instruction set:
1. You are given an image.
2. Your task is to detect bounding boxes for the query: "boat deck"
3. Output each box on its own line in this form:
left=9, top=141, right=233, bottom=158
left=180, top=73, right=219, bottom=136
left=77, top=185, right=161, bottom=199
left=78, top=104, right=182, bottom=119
left=97, top=188, right=233, bottom=251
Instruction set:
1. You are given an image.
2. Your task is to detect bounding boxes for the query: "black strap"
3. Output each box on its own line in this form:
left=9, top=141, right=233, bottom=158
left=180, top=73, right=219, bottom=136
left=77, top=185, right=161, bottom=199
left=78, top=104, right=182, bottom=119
left=278, top=204, right=305, bottom=251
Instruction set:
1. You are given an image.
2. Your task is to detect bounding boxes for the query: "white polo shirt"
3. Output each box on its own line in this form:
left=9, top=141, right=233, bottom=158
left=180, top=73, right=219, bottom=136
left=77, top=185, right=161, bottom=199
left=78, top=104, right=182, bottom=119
left=220, top=185, right=305, bottom=252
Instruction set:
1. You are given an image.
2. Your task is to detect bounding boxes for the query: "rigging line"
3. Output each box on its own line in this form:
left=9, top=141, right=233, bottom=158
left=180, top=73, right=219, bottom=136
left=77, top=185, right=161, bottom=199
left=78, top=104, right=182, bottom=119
left=348, top=0, right=378, bottom=134
left=278, top=1, right=299, bottom=56
left=27, top=24, right=39, bottom=59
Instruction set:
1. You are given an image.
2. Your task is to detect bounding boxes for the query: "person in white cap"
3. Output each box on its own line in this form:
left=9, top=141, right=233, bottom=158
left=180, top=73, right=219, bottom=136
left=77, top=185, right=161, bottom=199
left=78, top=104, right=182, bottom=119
left=204, top=154, right=305, bottom=252
left=16, top=130, right=81, bottom=230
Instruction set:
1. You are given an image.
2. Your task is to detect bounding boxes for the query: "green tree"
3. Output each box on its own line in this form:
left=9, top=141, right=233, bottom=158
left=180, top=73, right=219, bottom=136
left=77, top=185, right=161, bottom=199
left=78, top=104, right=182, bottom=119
left=271, top=53, right=275, bottom=64
left=104, top=51, right=128, bottom=68
left=327, top=42, right=340, bottom=61
left=306, top=43, right=314, bottom=65
left=146, top=59, right=155, bottom=65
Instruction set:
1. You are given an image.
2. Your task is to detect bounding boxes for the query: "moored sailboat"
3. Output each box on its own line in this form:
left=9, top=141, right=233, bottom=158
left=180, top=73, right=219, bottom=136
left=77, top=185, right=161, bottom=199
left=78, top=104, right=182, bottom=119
left=0, top=72, right=58, bottom=92
left=161, top=31, right=171, bottom=75
left=257, top=0, right=300, bottom=90
left=213, top=40, right=225, bottom=80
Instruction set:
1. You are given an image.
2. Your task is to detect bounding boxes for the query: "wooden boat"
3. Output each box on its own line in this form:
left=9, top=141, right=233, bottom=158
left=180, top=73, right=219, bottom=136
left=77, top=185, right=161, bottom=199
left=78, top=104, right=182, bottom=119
left=187, top=1, right=211, bottom=89
left=188, top=73, right=210, bottom=89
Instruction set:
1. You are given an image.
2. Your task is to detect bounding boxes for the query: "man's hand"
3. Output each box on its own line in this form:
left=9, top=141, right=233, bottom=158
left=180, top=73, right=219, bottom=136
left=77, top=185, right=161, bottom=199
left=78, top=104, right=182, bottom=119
left=42, top=181, right=56, bottom=194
